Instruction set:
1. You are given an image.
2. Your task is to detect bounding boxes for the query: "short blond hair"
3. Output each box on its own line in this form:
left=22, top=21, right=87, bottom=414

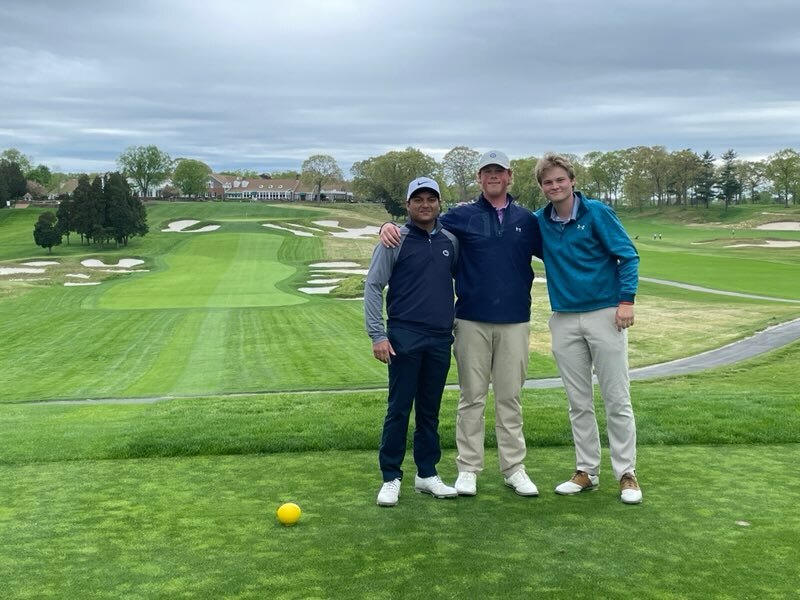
left=535, top=153, right=576, bottom=184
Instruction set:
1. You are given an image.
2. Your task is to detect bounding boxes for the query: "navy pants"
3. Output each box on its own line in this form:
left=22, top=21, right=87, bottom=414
left=379, top=326, right=453, bottom=482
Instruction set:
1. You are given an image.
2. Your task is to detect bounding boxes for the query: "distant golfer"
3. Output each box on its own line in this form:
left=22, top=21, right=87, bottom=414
left=365, top=176, right=459, bottom=507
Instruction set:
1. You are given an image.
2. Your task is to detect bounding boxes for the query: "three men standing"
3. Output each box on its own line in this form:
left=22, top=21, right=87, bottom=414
left=367, top=151, right=643, bottom=506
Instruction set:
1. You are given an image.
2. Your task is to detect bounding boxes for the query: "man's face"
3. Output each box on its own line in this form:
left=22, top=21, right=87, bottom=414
left=477, top=165, right=512, bottom=199
left=539, top=166, right=574, bottom=204
left=407, top=190, right=441, bottom=228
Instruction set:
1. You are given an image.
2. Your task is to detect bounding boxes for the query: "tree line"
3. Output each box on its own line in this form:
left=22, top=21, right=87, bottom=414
left=352, top=146, right=800, bottom=218
left=4, top=144, right=799, bottom=222
left=33, top=173, right=148, bottom=253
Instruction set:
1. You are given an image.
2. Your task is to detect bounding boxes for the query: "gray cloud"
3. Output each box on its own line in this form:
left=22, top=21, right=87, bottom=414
left=1, top=0, right=798, bottom=174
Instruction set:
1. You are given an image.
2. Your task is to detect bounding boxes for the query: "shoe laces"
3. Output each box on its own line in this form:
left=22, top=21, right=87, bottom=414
left=383, top=479, right=400, bottom=491
left=620, top=473, right=638, bottom=489
left=571, top=470, right=587, bottom=483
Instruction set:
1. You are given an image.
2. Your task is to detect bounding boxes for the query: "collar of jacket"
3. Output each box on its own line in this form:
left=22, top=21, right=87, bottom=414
left=476, top=193, right=515, bottom=210
left=404, top=218, right=441, bottom=235
left=542, top=191, right=588, bottom=222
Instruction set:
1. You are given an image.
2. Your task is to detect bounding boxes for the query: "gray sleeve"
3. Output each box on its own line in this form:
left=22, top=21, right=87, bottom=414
left=364, top=242, right=395, bottom=343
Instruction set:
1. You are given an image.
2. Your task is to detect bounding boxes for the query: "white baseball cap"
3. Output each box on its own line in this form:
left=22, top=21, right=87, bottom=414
left=406, top=176, right=441, bottom=201
left=477, top=150, right=511, bottom=171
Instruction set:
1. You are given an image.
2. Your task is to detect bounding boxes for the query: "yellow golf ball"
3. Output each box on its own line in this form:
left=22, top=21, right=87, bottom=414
left=276, top=502, right=302, bottom=526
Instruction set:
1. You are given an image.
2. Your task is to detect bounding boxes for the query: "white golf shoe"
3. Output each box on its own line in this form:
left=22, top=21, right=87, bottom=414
left=454, top=471, right=477, bottom=496
left=504, top=469, right=539, bottom=496
left=414, top=474, right=458, bottom=499
left=377, top=478, right=401, bottom=507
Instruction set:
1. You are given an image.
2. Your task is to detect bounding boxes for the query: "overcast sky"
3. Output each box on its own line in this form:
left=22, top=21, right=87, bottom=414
left=1, top=0, right=799, bottom=175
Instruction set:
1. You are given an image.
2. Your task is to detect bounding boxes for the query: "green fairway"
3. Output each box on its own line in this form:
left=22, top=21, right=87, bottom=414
left=97, top=231, right=306, bottom=309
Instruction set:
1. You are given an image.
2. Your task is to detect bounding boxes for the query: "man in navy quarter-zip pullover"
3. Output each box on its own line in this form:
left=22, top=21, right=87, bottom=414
left=380, top=152, right=544, bottom=498
left=365, top=176, right=459, bottom=507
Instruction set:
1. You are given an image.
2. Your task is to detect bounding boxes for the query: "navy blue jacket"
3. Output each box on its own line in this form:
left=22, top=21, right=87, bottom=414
left=365, top=220, right=459, bottom=342
left=440, top=194, right=542, bottom=323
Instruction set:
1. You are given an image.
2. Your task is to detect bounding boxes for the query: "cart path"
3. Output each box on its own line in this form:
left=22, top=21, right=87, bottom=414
left=640, top=277, right=800, bottom=304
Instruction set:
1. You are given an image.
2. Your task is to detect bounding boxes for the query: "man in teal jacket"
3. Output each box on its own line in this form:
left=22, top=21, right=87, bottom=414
left=535, top=152, right=643, bottom=505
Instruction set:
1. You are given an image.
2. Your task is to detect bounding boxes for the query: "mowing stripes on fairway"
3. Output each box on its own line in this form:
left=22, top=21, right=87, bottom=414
left=97, top=232, right=306, bottom=309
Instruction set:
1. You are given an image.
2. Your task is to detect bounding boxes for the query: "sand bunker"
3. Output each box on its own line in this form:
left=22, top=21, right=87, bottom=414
left=265, top=220, right=377, bottom=239
left=1, top=267, right=45, bottom=275
left=299, top=286, right=338, bottom=295
left=331, top=226, right=380, bottom=239
left=755, top=221, right=800, bottom=231
left=312, top=220, right=345, bottom=229
left=306, top=278, right=344, bottom=284
left=66, top=273, right=91, bottom=279
left=64, top=282, right=101, bottom=287
left=22, top=261, right=60, bottom=266
left=162, top=220, right=221, bottom=233
left=262, top=224, right=314, bottom=237
left=310, top=262, right=361, bottom=268
left=727, top=240, right=800, bottom=248
left=82, top=258, right=145, bottom=268
left=311, top=268, right=369, bottom=275
left=286, top=223, right=325, bottom=232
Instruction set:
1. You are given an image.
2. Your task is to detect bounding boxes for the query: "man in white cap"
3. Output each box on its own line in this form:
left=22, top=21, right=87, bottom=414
left=380, top=153, right=544, bottom=498
left=365, top=176, right=460, bottom=507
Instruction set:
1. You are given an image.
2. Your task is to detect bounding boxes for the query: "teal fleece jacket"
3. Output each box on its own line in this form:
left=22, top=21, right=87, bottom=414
left=535, top=192, right=639, bottom=312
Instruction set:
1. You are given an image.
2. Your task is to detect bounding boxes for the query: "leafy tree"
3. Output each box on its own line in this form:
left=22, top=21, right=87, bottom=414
left=509, top=157, right=543, bottom=209
left=351, top=148, right=439, bottom=219
left=301, top=155, right=343, bottom=201
left=644, top=146, right=671, bottom=205
left=667, top=149, right=701, bottom=206
left=89, top=176, right=109, bottom=245
left=623, top=147, right=655, bottom=209
left=0, top=159, right=28, bottom=201
left=738, top=160, right=765, bottom=203
left=0, top=177, right=9, bottom=208
left=103, top=172, right=136, bottom=245
left=693, top=151, right=717, bottom=208
left=588, top=150, right=629, bottom=206
left=582, top=151, right=610, bottom=201
left=71, top=175, right=93, bottom=244
left=117, top=145, right=172, bottom=197
left=718, top=149, right=741, bottom=210
left=56, top=196, right=75, bottom=245
left=1, top=148, right=32, bottom=173
left=443, top=146, right=480, bottom=201
left=173, top=159, right=212, bottom=197
left=27, top=164, right=52, bottom=187
left=765, top=148, right=800, bottom=206
left=33, top=211, right=62, bottom=254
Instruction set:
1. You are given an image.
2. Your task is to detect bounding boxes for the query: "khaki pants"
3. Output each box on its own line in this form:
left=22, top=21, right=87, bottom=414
left=453, top=318, right=530, bottom=477
left=549, top=307, right=637, bottom=480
